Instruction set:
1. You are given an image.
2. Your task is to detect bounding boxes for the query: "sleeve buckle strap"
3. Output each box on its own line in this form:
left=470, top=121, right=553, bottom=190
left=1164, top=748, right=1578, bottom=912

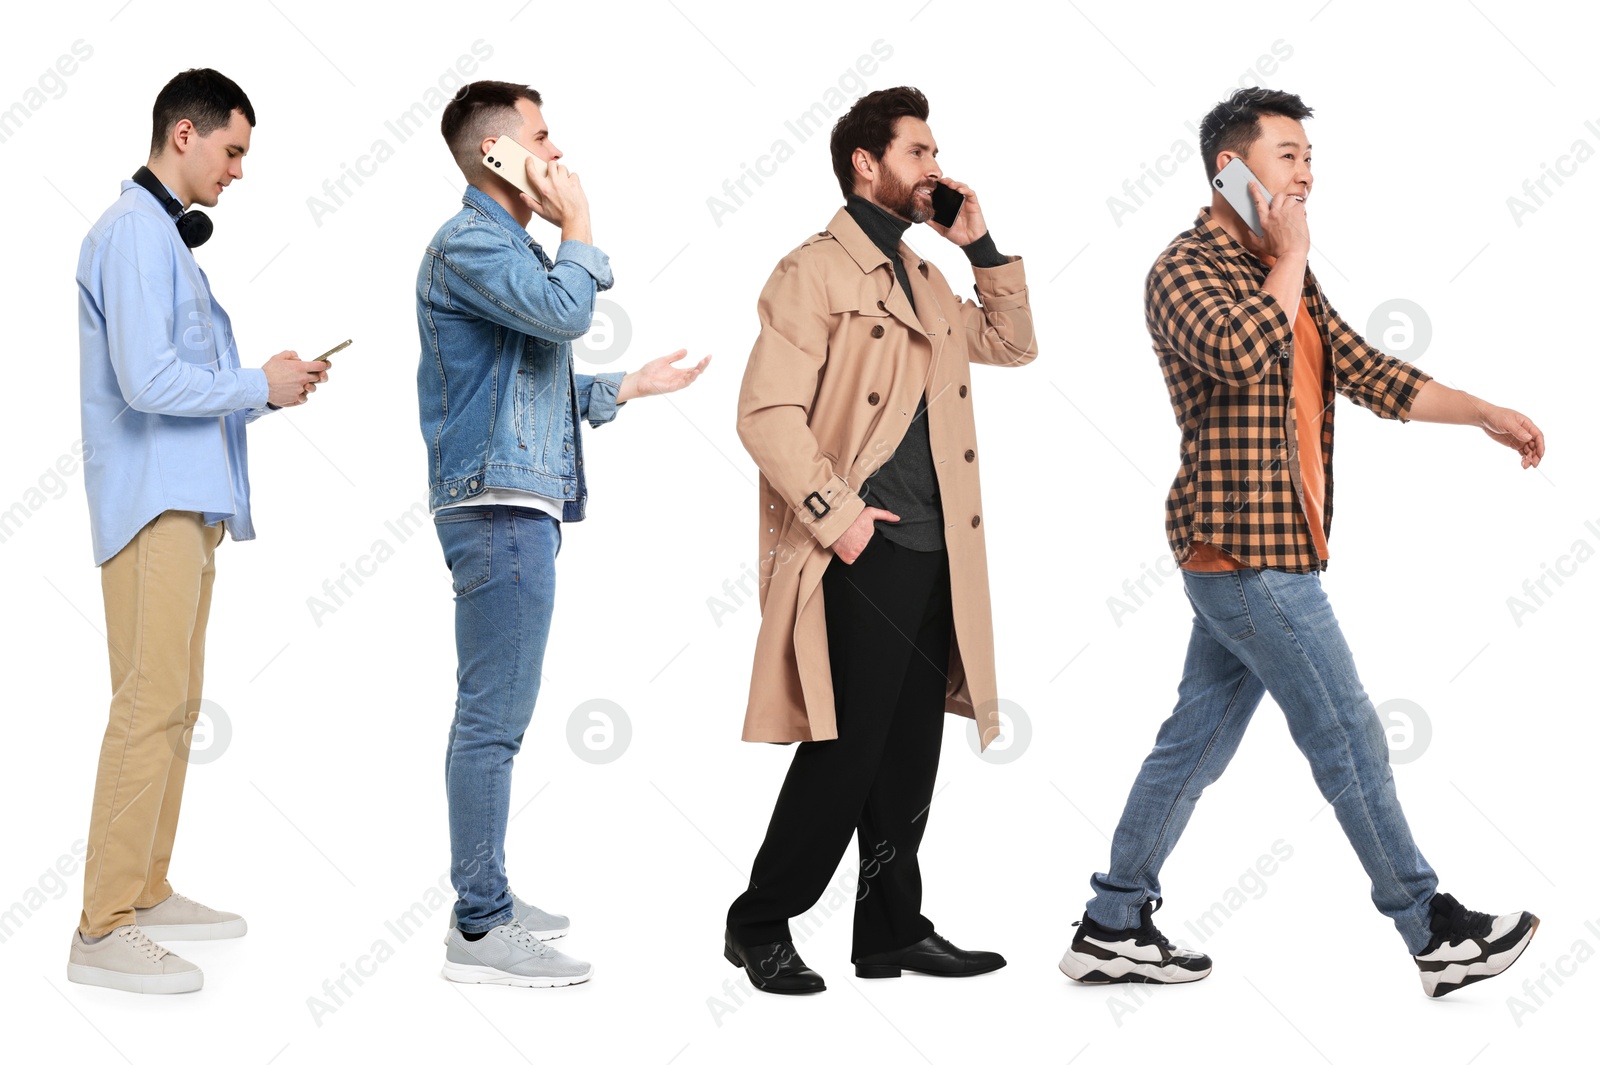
left=802, top=490, right=831, bottom=520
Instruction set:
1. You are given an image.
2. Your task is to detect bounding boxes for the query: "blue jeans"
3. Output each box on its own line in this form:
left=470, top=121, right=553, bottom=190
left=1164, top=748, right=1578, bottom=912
left=434, top=505, right=561, bottom=933
left=1087, top=567, right=1439, bottom=953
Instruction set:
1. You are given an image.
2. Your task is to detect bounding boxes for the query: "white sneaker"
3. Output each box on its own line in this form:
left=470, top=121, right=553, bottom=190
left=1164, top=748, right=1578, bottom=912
left=67, top=925, right=203, bottom=994
left=1413, top=892, right=1538, bottom=998
left=442, top=919, right=592, bottom=987
left=135, top=891, right=247, bottom=940
left=447, top=891, right=569, bottom=941
left=1058, top=900, right=1212, bottom=984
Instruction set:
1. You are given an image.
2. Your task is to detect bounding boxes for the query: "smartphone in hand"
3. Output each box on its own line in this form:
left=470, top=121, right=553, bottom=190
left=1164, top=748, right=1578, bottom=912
left=1213, top=157, right=1271, bottom=237
left=483, top=135, right=549, bottom=204
left=315, top=339, right=352, bottom=368
left=931, top=182, right=965, bottom=227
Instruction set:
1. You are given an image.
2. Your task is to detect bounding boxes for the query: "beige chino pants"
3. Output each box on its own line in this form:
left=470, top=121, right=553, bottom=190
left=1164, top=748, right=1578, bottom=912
left=80, top=510, right=223, bottom=936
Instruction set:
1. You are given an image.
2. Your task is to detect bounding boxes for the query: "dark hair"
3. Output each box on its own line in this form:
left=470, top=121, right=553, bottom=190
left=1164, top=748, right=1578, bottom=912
left=829, top=86, right=930, bottom=199
left=149, top=69, right=255, bottom=157
left=441, top=80, right=543, bottom=175
left=1198, top=88, right=1314, bottom=180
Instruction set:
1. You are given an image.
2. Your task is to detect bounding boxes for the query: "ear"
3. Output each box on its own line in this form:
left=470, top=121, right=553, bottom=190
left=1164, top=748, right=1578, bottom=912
left=170, top=118, right=196, bottom=156
left=480, top=135, right=499, bottom=160
left=852, top=146, right=877, bottom=182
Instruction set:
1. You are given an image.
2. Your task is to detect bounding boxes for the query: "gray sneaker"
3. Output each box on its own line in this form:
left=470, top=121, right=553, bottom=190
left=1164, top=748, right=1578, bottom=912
left=447, top=891, right=569, bottom=941
left=135, top=891, right=247, bottom=940
left=67, top=925, right=203, bottom=994
left=442, top=919, right=592, bottom=987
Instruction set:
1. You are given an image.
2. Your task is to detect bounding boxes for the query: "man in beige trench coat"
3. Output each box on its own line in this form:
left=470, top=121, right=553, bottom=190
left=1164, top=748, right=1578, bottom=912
left=723, top=86, right=1037, bottom=994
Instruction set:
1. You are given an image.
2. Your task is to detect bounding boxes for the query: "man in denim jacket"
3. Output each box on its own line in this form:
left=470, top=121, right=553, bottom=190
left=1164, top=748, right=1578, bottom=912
left=417, top=81, right=706, bottom=987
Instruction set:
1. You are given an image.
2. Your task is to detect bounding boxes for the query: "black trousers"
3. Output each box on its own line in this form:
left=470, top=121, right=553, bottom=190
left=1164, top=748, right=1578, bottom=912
left=727, top=533, right=953, bottom=959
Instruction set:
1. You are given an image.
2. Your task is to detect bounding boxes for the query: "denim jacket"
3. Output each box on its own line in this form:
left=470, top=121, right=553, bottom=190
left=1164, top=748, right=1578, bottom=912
left=416, top=185, right=625, bottom=520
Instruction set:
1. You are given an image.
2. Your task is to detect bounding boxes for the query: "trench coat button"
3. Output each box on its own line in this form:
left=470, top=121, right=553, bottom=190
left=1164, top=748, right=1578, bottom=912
left=867, top=392, right=880, bottom=405
left=964, top=449, right=975, bottom=462
left=959, top=384, right=968, bottom=398
left=877, top=300, right=887, bottom=312
left=870, top=324, right=885, bottom=338
left=971, top=514, right=981, bottom=528
left=946, top=325, right=952, bottom=334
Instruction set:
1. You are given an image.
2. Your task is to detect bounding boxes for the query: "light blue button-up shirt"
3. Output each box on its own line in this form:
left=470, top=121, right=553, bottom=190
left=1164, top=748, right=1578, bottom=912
left=77, top=179, right=272, bottom=565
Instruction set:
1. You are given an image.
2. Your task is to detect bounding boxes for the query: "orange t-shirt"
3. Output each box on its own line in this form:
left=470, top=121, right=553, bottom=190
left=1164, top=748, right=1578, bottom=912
left=1183, top=293, right=1330, bottom=571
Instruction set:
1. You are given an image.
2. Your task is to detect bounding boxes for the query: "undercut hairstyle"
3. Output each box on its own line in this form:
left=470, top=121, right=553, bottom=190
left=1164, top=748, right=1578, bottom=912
left=830, top=85, right=930, bottom=200
left=149, top=69, right=255, bottom=158
left=440, top=80, right=543, bottom=178
left=1198, top=87, right=1314, bottom=180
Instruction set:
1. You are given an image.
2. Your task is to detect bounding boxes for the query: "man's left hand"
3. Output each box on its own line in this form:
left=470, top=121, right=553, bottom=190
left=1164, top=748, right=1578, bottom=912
left=1477, top=402, right=1546, bottom=468
left=618, top=349, right=711, bottom=403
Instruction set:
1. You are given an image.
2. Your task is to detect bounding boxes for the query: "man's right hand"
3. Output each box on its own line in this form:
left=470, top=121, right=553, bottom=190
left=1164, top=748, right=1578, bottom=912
left=523, top=159, right=592, bottom=244
left=1246, top=180, right=1310, bottom=260
left=262, top=350, right=327, bottom=408
left=832, top=507, right=900, bottom=564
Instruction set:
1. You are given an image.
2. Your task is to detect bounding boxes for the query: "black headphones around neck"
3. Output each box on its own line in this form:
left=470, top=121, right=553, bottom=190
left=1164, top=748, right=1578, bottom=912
left=131, top=166, right=213, bottom=249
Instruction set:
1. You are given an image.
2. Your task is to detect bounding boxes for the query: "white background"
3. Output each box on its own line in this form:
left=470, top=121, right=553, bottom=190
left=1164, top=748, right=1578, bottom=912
left=2, top=1, right=1595, bottom=1062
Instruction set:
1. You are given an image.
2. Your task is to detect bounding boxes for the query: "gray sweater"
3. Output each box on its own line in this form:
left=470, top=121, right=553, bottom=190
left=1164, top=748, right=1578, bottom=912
left=842, top=194, right=1006, bottom=552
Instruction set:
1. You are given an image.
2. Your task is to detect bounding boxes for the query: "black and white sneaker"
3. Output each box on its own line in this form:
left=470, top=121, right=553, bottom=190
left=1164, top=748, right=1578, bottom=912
left=1058, top=899, right=1212, bottom=984
left=1413, top=891, right=1538, bottom=998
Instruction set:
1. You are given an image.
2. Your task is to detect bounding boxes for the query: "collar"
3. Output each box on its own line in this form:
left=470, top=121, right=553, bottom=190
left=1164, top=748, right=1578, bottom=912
left=122, top=177, right=184, bottom=211
left=844, top=193, right=912, bottom=259
left=1203, top=203, right=1273, bottom=267
left=819, top=205, right=942, bottom=339
left=822, top=204, right=929, bottom=281
left=462, top=183, right=540, bottom=249
left=1194, top=205, right=1322, bottom=312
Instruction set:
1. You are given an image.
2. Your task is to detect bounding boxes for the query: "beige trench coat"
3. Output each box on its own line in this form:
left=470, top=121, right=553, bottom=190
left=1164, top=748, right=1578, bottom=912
left=735, top=205, right=1038, bottom=751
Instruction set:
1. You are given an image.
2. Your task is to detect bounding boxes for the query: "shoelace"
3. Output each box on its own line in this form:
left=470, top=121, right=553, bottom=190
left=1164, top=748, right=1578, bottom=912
left=115, top=924, right=171, bottom=963
left=1436, top=895, right=1495, bottom=943
left=1133, top=899, right=1178, bottom=951
left=500, top=920, right=553, bottom=957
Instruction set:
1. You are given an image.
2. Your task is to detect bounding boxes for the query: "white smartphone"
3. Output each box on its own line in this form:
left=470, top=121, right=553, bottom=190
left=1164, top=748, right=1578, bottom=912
left=1213, top=157, right=1271, bottom=237
left=482, top=135, right=548, bottom=204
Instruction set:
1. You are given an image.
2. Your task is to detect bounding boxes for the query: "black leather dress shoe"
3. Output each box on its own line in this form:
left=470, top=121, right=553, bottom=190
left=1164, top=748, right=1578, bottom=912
left=854, top=931, right=1006, bottom=978
left=724, top=931, right=826, bottom=994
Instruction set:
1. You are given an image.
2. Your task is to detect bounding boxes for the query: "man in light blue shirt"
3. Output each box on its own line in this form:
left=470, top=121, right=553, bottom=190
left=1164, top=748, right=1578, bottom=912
left=69, top=68, right=327, bottom=995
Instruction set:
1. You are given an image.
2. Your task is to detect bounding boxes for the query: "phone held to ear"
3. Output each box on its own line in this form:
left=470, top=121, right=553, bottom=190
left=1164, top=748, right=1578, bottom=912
left=1213, top=157, right=1272, bottom=237
left=931, top=182, right=965, bottom=228
left=482, top=135, right=548, bottom=204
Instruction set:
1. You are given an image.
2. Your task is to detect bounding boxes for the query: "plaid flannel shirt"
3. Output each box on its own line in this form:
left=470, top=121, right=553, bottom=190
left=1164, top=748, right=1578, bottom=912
left=1146, top=208, right=1433, bottom=572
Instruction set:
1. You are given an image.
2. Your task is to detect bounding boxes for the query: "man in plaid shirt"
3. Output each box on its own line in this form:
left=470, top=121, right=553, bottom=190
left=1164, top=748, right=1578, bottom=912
left=1059, top=88, right=1546, bottom=998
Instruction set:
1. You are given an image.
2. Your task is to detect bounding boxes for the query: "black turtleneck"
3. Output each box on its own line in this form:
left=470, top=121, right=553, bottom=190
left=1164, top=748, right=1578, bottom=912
left=841, top=195, right=1008, bottom=553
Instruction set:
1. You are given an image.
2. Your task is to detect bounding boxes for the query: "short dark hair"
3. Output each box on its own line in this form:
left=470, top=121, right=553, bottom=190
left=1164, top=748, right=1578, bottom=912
left=829, top=86, right=930, bottom=200
left=1198, top=88, right=1314, bottom=180
left=441, top=80, right=543, bottom=177
left=150, top=69, right=255, bottom=158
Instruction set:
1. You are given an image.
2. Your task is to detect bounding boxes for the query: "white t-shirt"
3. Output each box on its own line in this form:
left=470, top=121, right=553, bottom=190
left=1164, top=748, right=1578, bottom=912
left=436, top=487, right=564, bottom=521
